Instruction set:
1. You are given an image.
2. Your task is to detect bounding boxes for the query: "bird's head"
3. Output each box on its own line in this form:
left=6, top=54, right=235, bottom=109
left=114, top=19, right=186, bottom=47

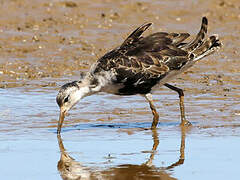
left=56, top=80, right=90, bottom=134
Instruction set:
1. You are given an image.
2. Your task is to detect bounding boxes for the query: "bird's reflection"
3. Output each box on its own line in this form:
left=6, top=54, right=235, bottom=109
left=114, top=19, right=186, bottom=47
left=57, top=134, right=92, bottom=180
left=57, top=127, right=187, bottom=180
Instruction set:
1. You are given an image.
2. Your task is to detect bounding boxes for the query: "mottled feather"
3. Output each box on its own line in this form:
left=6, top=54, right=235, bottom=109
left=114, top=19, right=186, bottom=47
left=182, top=17, right=208, bottom=51
left=56, top=17, right=222, bottom=134
left=92, top=17, right=221, bottom=95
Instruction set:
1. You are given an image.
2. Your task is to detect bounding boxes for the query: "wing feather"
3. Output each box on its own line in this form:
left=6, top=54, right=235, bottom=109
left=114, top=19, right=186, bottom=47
left=95, top=23, right=191, bottom=86
left=120, top=23, right=152, bottom=48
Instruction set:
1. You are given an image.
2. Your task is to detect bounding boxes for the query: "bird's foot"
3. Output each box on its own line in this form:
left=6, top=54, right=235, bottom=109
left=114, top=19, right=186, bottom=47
left=180, top=119, right=192, bottom=127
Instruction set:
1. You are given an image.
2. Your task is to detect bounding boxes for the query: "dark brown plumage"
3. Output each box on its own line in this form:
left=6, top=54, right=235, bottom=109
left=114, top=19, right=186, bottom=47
left=56, top=17, right=222, bottom=134
left=92, top=17, right=221, bottom=96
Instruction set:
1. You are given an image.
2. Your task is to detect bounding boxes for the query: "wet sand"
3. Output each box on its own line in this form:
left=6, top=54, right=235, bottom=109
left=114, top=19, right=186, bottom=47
left=0, top=0, right=240, bottom=179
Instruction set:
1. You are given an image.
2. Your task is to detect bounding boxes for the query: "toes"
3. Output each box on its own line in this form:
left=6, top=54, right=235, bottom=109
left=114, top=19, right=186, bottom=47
left=180, top=120, right=192, bottom=127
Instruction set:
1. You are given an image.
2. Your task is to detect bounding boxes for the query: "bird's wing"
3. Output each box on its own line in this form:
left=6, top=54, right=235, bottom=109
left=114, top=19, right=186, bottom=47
left=95, top=23, right=191, bottom=84
left=120, top=23, right=152, bottom=48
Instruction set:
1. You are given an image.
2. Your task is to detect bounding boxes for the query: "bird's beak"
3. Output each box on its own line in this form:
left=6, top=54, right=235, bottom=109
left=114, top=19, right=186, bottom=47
left=57, top=108, right=66, bottom=134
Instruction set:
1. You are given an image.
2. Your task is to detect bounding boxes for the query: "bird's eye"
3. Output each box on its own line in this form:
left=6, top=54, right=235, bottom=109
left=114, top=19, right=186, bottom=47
left=64, top=96, right=69, bottom=103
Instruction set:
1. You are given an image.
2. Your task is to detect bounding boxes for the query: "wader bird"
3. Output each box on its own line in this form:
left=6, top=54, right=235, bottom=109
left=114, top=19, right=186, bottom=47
left=56, top=17, right=221, bottom=134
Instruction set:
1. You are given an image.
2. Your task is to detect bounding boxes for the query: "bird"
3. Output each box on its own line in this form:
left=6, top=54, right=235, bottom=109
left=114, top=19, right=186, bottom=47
left=56, top=17, right=222, bottom=134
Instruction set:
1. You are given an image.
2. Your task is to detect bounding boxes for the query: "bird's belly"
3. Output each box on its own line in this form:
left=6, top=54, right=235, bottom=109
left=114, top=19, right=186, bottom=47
left=101, top=83, right=125, bottom=95
left=151, top=70, right=185, bottom=91
left=152, top=62, right=195, bottom=91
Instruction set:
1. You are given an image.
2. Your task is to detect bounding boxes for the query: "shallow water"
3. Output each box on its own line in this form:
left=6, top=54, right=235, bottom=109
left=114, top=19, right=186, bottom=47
left=1, top=87, right=240, bottom=179
left=1, top=0, right=240, bottom=179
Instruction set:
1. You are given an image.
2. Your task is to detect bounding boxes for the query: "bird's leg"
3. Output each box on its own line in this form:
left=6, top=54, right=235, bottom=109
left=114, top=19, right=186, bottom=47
left=145, top=129, right=159, bottom=166
left=164, top=83, right=191, bottom=126
left=166, top=126, right=187, bottom=170
left=144, top=93, right=159, bottom=129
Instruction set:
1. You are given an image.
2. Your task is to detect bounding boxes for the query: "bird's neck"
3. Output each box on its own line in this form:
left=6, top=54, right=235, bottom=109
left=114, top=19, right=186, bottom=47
left=78, top=74, right=101, bottom=97
left=82, top=72, right=111, bottom=94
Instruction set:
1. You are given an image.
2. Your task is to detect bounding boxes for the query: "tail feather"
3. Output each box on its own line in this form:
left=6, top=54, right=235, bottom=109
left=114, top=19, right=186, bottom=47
left=182, top=17, right=208, bottom=52
left=190, top=35, right=222, bottom=61
left=171, top=33, right=190, bottom=46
